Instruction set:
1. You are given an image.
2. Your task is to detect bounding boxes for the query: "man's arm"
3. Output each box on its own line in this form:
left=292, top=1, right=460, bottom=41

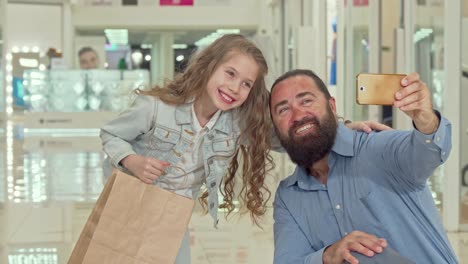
left=358, top=73, right=451, bottom=187
left=390, top=73, right=451, bottom=185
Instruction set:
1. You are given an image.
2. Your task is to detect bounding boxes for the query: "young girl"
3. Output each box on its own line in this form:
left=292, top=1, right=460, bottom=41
left=100, top=34, right=387, bottom=263
left=101, top=34, right=274, bottom=263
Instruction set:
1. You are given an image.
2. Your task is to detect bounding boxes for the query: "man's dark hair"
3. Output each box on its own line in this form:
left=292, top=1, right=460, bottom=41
left=78, top=46, right=97, bottom=57
left=270, top=69, right=331, bottom=102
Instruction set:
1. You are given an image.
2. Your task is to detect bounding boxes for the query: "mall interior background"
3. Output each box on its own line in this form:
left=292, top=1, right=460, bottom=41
left=0, top=0, right=467, bottom=263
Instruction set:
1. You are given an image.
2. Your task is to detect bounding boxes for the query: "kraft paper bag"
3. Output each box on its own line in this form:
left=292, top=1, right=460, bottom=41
left=68, top=169, right=195, bottom=264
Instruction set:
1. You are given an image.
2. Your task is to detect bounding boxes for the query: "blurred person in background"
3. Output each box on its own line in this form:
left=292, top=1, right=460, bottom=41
left=79, top=46, right=99, bottom=69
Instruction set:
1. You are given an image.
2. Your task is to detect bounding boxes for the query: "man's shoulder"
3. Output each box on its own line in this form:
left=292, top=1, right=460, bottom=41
left=351, top=128, right=408, bottom=148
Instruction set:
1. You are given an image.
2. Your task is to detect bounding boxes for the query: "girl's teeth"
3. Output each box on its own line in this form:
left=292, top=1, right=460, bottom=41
left=221, top=92, right=233, bottom=102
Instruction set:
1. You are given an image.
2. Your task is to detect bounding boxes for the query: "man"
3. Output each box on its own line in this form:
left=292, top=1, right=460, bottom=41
left=270, top=69, right=457, bottom=264
left=78, top=46, right=99, bottom=69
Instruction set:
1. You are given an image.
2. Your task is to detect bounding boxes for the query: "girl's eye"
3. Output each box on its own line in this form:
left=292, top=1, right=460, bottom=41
left=243, top=81, right=253, bottom=89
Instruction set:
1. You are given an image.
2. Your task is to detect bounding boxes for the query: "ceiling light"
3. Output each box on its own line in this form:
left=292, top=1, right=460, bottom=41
left=172, top=44, right=188, bottom=49
left=141, top=44, right=153, bottom=49
left=195, top=29, right=240, bottom=47
left=104, top=29, right=129, bottom=45
left=176, top=55, right=185, bottom=62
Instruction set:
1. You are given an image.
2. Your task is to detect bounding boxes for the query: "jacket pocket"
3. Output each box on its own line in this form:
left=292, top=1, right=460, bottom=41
left=150, top=126, right=179, bottom=151
left=212, top=137, right=236, bottom=157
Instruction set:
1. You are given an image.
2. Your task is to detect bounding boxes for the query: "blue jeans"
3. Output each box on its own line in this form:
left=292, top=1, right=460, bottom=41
left=174, top=229, right=191, bottom=264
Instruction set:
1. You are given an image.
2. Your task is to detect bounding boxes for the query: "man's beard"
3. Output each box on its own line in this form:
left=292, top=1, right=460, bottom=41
left=276, top=107, right=338, bottom=168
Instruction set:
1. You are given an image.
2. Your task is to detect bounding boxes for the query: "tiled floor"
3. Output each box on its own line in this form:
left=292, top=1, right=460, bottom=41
left=1, top=126, right=467, bottom=264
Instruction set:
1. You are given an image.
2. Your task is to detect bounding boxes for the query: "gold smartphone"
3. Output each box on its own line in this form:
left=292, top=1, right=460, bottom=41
left=356, top=73, right=406, bottom=105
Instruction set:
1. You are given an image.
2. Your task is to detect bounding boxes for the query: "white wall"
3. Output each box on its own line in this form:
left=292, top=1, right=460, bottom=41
left=6, top=3, right=62, bottom=52
left=72, top=0, right=260, bottom=30
left=463, top=18, right=468, bottom=69
left=0, top=0, right=4, bottom=29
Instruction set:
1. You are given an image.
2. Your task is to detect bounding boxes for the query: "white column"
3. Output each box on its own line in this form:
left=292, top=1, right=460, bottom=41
left=443, top=0, right=461, bottom=233
left=393, top=0, right=414, bottom=130
left=311, top=0, right=327, bottom=81
left=160, top=33, right=174, bottom=82
left=62, top=0, right=74, bottom=68
left=343, top=0, right=354, bottom=119
left=255, top=0, right=280, bottom=87
left=336, top=0, right=345, bottom=115
left=0, top=2, right=8, bottom=264
left=150, top=36, right=161, bottom=87
left=150, top=33, right=174, bottom=86
left=294, top=0, right=326, bottom=80
left=368, top=0, right=382, bottom=121
left=1, top=0, right=7, bottom=116
left=288, top=0, right=301, bottom=70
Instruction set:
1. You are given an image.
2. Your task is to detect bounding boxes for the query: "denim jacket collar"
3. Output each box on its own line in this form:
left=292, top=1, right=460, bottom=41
left=175, top=102, right=234, bottom=135
left=175, top=103, right=192, bottom=125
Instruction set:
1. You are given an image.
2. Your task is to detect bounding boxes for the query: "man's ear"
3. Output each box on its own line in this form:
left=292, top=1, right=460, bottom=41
left=329, top=97, right=337, bottom=113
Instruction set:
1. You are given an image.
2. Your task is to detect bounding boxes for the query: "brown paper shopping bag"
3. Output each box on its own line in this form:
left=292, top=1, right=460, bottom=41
left=68, top=169, right=195, bottom=264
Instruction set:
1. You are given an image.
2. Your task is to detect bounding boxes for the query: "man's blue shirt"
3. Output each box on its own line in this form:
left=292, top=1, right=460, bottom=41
left=273, top=118, right=458, bottom=264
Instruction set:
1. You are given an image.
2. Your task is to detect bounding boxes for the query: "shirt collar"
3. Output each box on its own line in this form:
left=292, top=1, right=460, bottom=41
left=175, top=102, right=232, bottom=135
left=285, top=123, right=355, bottom=190
left=331, top=123, right=355, bottom=157
left=191, top=103, right=221, bottom=132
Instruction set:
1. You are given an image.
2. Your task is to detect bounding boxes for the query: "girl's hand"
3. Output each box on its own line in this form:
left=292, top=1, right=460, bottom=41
left=345, top=120, right=392, bottom=133
left=121, top=154, right=170, bottom=184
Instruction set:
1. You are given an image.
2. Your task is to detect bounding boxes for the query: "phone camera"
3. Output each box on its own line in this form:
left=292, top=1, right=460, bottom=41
left=360, top=86, right=365, bottom=91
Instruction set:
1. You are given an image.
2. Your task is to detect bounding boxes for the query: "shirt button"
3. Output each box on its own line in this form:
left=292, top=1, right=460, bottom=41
left=210, top=181, right=216, bottom=188
left=425, top=139, right=431, bottom=144
left=335, top=204, right=341, bottom=210
left=208, top=134, right=214, bottom=140
left=208, top=159, right=213, bottom=165
left=210, top=202, right=215, bottom=209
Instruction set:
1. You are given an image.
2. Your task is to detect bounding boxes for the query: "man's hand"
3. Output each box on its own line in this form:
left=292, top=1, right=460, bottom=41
left=345, top=120, right=392, bottom=133
left=394, top=73, right=439, bottom=134
left=323, top=231, right=387, bottom=264
left=121, top=154, right=170, bottom=184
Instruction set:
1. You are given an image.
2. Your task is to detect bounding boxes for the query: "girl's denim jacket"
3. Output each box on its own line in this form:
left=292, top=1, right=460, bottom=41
left=100, top=95, right=241, bottom=227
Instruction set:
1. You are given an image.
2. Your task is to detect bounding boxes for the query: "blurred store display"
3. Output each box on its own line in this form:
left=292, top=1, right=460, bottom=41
left=22, top=69, right=149, bottom=112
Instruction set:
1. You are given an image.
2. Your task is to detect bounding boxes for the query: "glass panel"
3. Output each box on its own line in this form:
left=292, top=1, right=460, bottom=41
left=327, top=0, right=338, bottom=97
left=342, top=1, right=370, bottom=121
left=460, top=0, right=468, bottom=227
left=0, top=132, right=4, bottom=204
left=414, top=0, right=445, bottom=212
left=351, top=25, right=369, bottom=121
left=1, top=28, right=3, bottom=113
left=22, top=69, right=149, bottom=112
